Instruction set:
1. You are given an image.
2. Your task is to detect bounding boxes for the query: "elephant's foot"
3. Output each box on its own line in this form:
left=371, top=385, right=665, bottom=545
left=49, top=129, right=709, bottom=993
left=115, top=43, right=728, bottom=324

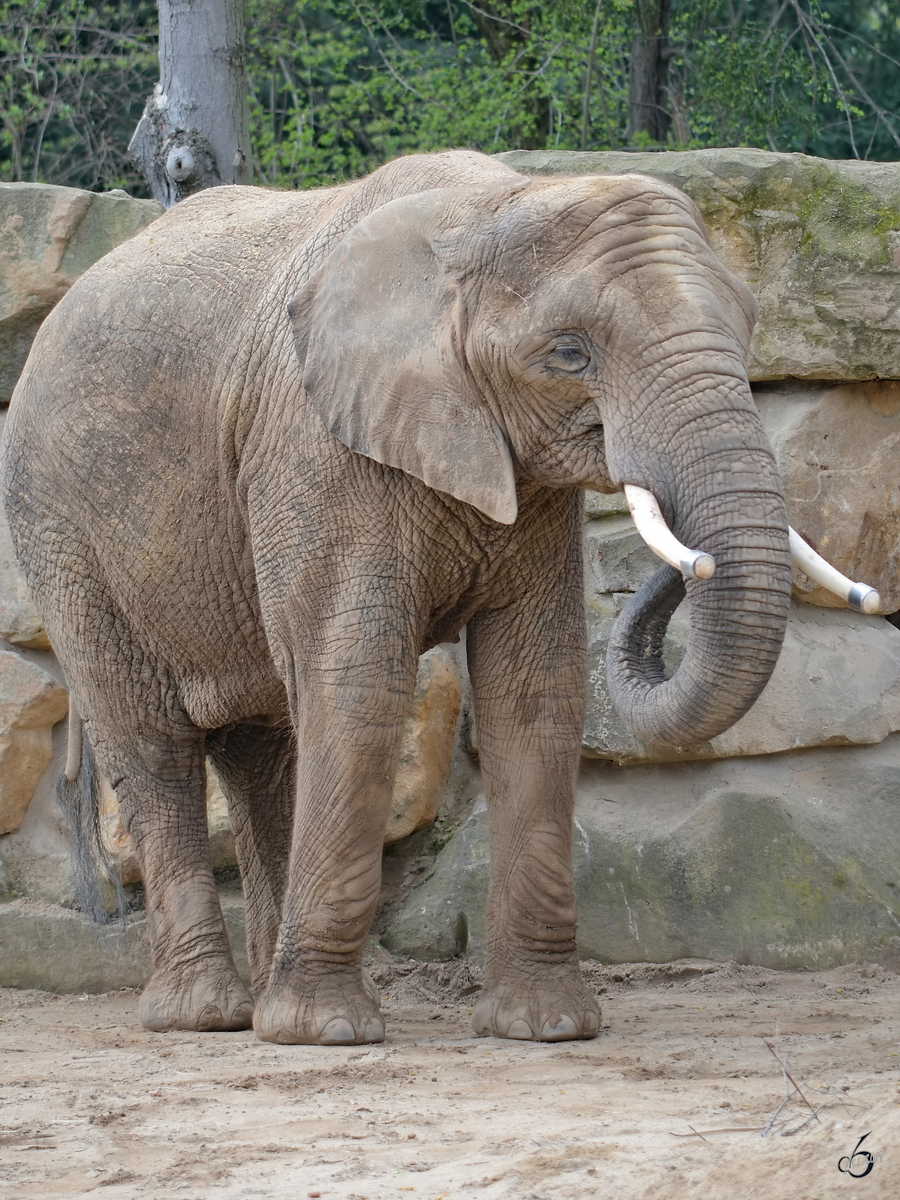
left=139, top=962, right=254, bottom=1033
left=472, top=968, right=601, bottom=1042
left=253, top=970, right=385, bottom=1045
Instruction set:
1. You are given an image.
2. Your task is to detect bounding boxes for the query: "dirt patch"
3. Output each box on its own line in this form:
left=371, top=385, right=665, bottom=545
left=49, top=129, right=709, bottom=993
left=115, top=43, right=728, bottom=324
left=1, top=955, right=898, bottom=1198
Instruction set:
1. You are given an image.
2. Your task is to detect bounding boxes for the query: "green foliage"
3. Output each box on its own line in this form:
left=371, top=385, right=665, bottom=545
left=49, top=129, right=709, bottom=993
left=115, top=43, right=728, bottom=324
left=668, top=7, right=825, bottom=150
left=0, top=0, right=156, bottom=189
left=0, top=0, right=896, bottom=194
left=243, top=0, right=635, bottom=187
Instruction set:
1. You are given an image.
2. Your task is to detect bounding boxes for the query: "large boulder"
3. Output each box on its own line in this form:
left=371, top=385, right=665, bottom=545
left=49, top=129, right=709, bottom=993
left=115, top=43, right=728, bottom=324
left=384, top=736, right=900, bottom=969
left=0, top=183, right=162, bottom=403
left=497, top=147, right=900, bottom=382
left=0, top=889, right=249, bottom=991
left=755, top=380, right=900, bottom=612
left=0, top=649, right=68, bottom=834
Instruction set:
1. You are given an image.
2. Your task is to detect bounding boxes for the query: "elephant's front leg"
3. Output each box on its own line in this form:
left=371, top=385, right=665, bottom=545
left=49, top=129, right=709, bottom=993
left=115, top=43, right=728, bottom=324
left=466, top=578, right=601, bottom=1043
left=253, top=623, right=417, bottom=1046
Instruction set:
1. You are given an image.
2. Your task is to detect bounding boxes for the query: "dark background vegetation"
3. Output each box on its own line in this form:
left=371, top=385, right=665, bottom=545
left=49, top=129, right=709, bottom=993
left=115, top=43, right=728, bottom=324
left=1, top=0, right=898, bottom=195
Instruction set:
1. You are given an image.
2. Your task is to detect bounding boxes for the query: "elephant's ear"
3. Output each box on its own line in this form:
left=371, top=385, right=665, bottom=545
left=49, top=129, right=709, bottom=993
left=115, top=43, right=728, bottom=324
left=289, top=191, right=518, bottom=525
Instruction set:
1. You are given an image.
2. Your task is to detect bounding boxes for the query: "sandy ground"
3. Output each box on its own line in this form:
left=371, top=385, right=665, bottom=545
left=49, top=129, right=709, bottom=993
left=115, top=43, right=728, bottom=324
left=1, top=955, right=899, bottom=1200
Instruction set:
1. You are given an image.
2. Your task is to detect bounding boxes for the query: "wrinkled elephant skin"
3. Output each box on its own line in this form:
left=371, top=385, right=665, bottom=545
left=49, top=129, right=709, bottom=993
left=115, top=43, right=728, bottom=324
left=0, top=151, right=790, bottom=1044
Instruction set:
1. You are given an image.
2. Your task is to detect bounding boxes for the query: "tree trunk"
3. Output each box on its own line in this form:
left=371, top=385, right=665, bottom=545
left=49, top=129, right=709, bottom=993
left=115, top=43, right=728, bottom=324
left=129, top=0, right=252, bottom=207
left=626, top=0, right=671, bottom=144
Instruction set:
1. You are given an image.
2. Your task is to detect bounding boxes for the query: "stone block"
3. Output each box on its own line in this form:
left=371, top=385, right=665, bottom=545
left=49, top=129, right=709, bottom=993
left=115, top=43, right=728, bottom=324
left=584, top=513, right=659, bottom=595
left=0, top=183, right=162, bottom=403
left=384, top=737, right=900, bottom=969
left=755, top=380, right=900, bottom=613
left=584, top=596, right=900, bottom=764
left=584, top=490, right=629, bottom=518
left=0, top=889, right=248, bottom=991
left=0, top=416, right=49, bottom=648
left=387, top=646, right=462, bottom=846
left=497, top=147, right=900, bottom=381
left=0, top=650, right=68, bottom=834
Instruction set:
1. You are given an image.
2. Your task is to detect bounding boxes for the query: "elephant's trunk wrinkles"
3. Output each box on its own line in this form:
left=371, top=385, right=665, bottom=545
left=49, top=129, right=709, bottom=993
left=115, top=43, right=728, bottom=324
left=605, top=464, right=793, bottom=748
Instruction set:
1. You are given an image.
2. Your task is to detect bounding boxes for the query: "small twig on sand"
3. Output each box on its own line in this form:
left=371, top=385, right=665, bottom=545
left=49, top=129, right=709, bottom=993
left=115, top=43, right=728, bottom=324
left=761, top=1095, right=792, bottom=1138
left=668, top=1126, right=761, bottom=1137
left=763, top=1040, right=819, bottom=1120
left=781, top=1104, right=832, bottom=1136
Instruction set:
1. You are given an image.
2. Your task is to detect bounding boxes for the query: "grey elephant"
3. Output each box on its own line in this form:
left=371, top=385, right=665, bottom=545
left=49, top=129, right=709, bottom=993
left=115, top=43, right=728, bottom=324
left=1, top=149, right=793, bottom=1045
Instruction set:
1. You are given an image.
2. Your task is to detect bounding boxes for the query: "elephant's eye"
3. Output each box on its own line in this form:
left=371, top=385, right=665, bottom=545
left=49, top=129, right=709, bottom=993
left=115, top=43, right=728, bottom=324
left=545, top=340, right=591, bottom=374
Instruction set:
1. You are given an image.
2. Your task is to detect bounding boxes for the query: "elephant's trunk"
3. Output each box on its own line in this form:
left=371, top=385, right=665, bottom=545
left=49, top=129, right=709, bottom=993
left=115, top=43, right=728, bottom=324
left=605, top=405, right=793, bottom=747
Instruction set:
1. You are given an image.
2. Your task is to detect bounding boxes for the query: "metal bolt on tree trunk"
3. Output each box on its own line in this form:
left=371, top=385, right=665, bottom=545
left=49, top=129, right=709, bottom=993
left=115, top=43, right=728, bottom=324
left=130, top=0, right=252, bottom=207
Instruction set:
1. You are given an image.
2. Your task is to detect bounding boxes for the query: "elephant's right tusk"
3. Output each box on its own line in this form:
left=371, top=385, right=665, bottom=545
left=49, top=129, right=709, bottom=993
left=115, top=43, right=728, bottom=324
left=623, top=484, right=716, bottom=581
left=788, top=528, right=881, bottom=615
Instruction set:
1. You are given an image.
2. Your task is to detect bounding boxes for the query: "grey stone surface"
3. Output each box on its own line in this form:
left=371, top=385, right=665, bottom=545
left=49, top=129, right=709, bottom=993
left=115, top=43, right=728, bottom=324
left=754, top=380, right=900, bottom=613
left=385, top=737, right=900, bottom=969
left=584, top=513, right=659, bottom=595
left=497, top=147, right=900, bottom=381
left=0, top=412, right=49, bottom=648
left=0, top=184, right=162, bottom=403
left=0, top=890, right=248, bottom=992
left=584, top=595, right=900, bottom=764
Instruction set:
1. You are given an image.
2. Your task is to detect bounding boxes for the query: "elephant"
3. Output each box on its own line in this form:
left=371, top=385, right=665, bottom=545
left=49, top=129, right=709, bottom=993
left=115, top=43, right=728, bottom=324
left=0, top=148, right=793, bottom=1045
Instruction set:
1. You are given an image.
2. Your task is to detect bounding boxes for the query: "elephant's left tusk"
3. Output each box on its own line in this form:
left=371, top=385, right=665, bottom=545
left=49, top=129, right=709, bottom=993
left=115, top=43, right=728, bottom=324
left=788, top=528, right=881, bottom=615
left=623, top=484, right=716, bottom=580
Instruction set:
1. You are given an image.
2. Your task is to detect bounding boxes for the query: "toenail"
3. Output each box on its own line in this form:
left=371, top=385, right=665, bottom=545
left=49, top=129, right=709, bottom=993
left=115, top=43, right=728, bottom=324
left=506, top=1018, right=534, bottom=1039
left=363, top=1016, right=385, bottom=1042
left=319, top=1017, right=357, bottom=1044
left=196, top=1004, right=223, bottom=1031
left=540, top=1014, right=577, bottom=1040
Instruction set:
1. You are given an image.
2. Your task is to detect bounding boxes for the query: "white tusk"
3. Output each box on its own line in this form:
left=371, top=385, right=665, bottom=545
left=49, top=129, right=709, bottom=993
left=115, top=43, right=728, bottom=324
left=789, top=528, right=880, bottom=615
left=623, top=484, right=716, bottom=580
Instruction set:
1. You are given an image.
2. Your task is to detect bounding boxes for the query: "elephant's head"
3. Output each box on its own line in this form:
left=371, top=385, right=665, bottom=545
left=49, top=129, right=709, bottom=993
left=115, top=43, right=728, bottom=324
left=290, top=173, right=792, bottom=747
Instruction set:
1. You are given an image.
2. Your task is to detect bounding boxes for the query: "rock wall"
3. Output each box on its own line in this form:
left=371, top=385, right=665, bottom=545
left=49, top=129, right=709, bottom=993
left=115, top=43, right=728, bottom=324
left=3, top=150, right=900, bottom=988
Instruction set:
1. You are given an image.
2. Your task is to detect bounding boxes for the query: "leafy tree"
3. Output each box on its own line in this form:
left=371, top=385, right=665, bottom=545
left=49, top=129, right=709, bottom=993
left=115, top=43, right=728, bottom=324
left=0, top=1, right=897, bottom=195
left=0, top=0, right=156, bottom=190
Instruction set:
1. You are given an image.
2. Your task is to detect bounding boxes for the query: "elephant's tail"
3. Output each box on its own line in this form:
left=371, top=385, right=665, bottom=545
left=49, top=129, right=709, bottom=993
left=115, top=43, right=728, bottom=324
left=56, top=703, right=125, bottom=931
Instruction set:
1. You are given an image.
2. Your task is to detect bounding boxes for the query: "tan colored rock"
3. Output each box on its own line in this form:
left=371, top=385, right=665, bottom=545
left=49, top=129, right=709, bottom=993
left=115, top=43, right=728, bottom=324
left=0, top=183, right=162, bottom=403
left=0, top=649, right=68, bottom=833
left=497, top=147, right=900, bottom=381
left=584, top=597, right=900, bottom=764
left=386, top=646, right=462, bottom=845
left=755, top=380, right=900, bottom=613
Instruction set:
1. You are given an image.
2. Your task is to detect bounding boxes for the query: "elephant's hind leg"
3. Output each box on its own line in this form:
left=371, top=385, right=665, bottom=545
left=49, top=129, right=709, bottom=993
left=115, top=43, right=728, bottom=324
left=207, top=723, right=296, bottom=997
left=94, top=718, right=253, bottom=1033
